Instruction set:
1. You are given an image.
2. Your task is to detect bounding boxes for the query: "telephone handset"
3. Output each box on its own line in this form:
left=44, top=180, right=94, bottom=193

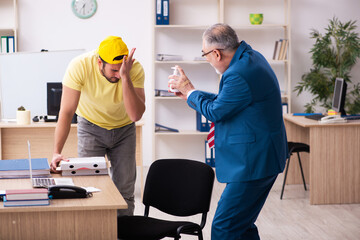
left=48, top=185, right=92, bottom=199
left=320, top=115, right=347, bottom=124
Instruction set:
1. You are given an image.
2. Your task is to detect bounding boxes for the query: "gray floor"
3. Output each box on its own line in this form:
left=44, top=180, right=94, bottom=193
left=134, top=167, right=360, bottom=240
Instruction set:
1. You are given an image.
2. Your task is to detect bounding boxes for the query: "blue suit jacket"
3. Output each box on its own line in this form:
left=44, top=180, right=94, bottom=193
left=187, top=41, right=288, bottom=183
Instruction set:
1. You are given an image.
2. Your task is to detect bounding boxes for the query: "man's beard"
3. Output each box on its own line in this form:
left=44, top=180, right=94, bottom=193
left=210, top=63, right=222, bottom=75
left=101, top=67, right=120, bottom=83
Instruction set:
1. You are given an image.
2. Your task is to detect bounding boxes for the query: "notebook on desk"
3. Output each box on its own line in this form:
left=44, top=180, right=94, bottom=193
left=27, top=140, right=74, bottom=188
left=305, top=114, right=325, bottom=121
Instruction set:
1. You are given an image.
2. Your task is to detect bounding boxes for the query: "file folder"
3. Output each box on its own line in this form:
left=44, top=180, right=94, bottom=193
left=155, top=89, right=177, bottom=97
left=205, top=141, right=215, bottom=167
left=196, top=112, right=211, bottom=132
left=156, top=54, right=183, bottom=61
left=0, top=158, right=50, bottom=178
left=155, top=123, right=179, bottom=132
left=156, top=0, right=163, bottom=25
left=162, top=0, right=169, bottom=25
left=282, top=103, right=288, bottom=114
left=1, top=36, right=7, bottom=53
left=7, top=36, right=14, bottom=53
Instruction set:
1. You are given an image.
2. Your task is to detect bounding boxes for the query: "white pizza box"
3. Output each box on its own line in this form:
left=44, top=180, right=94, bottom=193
left=61, top=168, right=109, bottom=176
left=60, top=156, right=108, bottom=170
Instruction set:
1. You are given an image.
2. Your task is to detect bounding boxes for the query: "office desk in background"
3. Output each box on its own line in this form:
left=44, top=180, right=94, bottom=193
left=0, top=121, right=144, bottom=192
left=283, top=114, right=360, bottom=205
left=0, top=175, right=127, bottom=240
left=0, top=121, right=143, bottom=166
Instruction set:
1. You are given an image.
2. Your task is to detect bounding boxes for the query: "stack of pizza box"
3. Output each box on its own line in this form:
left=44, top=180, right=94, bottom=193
left=60, top=156, right=109, bottom=176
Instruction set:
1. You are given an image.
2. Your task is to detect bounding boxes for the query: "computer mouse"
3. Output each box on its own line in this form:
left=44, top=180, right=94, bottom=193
left=32, top=116, right=39, bottom=122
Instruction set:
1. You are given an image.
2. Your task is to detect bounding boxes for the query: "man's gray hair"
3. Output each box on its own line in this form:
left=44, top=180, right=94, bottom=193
left=203, top=23, right=239, bottom=50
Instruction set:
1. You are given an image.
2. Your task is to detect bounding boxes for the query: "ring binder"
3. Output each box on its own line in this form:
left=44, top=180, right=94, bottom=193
left=156, top=0, right=163, bottom=25
left=196, top=112, right=211, bottom=132
left=155, top=123, right=179, bottom=132
left=205, top=140, right=215, bottom=167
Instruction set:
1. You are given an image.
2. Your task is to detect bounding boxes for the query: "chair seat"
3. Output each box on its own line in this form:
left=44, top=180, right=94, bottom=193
left=288, top=142, right=310, bottom=153
left=118, top=215, right=201, bottom=240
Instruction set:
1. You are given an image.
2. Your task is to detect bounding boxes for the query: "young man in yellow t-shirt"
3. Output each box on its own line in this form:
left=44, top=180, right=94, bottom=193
left=50, top=36, right=145, bottom=216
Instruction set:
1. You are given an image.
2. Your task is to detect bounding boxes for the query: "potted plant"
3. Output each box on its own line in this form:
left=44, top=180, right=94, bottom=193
left=16, top=106, right=31, bottom=124
left=294, top=17, right=360, bottom=114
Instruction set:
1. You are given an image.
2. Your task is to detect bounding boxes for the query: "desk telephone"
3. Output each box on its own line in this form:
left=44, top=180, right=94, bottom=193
left=319, top=115, right=347, bottom=124
left=48, top=185, right=92, bottom=199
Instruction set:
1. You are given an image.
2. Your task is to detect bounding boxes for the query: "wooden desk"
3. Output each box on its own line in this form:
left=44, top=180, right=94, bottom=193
left=0, top=175, right=127, bottom=239
left=0, top=121, right=143, bottom=166
left=283, top=114, right=360, bottom=204
left=0, top=121, right=144, bottom=193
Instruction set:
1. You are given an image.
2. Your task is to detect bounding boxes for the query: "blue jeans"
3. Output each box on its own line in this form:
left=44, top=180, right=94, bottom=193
left=212, top=174, right=277, bottom=240
left=77, top=116, right=136, bottom=216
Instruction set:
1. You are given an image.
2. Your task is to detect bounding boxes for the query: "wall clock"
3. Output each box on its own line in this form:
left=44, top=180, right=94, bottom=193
left=71, top=0, right=97, bottom=19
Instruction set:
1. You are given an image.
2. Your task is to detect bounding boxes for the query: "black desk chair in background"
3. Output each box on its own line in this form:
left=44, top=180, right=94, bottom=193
left=117, top=159, right=215, bottom=240
left=280, top=142, right=310, bottom=199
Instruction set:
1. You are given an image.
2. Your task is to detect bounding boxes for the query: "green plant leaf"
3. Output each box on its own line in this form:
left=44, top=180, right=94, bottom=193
left=294, top=17, right=360, bottom=113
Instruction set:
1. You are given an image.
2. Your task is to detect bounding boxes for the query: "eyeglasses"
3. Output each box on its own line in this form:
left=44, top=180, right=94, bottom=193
left=201, top=48, right=224, bottom=57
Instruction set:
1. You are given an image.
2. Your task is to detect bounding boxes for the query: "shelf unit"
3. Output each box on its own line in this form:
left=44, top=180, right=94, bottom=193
left=152, top=0, right=291, bottom=161
left=0, top=0, right=18, bottom=53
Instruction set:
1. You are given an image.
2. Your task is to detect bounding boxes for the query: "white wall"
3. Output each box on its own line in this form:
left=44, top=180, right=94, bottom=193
left=17, top=0, right=154, bottom=166
left=15, top=0, right=360, bottom=166
left=291, top=0, right=360, bottom=112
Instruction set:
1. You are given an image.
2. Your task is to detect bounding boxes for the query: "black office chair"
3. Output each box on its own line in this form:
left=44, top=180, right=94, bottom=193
left=280, top=142, right=309, bottom=199
left=117, top=159, right=215, bottom=240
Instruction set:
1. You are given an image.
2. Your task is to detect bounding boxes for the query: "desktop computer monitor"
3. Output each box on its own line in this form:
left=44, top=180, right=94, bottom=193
left=47, top=82, right=62, bottom=117
left=332, top=78, right=347, bottom=116
left=46, top=82, right=77, bottom=123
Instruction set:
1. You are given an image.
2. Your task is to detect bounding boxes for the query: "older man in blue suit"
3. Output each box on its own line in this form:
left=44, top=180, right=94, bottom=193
left=168, top=23, right=288, bottom=240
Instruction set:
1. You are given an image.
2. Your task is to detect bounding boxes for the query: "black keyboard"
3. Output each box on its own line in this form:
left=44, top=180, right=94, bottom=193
left=305, top=114, right=325, bottom=121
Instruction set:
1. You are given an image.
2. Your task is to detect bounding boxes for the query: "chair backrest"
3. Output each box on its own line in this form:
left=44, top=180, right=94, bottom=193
left=143, top=159, right=215, bottom=217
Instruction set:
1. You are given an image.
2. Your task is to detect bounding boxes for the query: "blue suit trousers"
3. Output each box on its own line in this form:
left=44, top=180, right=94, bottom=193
left=212, top=174, right=277, bottom=240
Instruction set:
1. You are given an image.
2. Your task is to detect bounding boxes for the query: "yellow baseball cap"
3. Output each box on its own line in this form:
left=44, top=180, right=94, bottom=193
left=98, top=36, right=129, bottom=64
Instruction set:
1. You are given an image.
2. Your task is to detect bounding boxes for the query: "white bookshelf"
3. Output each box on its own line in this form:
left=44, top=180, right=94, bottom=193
left=156, top=131, right=208, bottom=136
left=152, top=0, right=291, bottom=161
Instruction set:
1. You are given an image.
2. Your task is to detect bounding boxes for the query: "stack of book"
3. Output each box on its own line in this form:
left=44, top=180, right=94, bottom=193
left=0, top=158, right=50, bottom=179
left=272, top=39, right=289, bottom=60
left=4, top=189, right=49, bottom=207
left=60, top=157, right=109, bottom=176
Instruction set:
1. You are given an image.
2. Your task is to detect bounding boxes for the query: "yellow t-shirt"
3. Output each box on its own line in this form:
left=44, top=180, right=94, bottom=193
left=62, top=50, right=145, bottom=130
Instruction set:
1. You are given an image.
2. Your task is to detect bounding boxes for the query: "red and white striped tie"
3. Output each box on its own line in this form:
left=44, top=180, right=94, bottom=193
left=207, top=122, right=215, bottom=148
